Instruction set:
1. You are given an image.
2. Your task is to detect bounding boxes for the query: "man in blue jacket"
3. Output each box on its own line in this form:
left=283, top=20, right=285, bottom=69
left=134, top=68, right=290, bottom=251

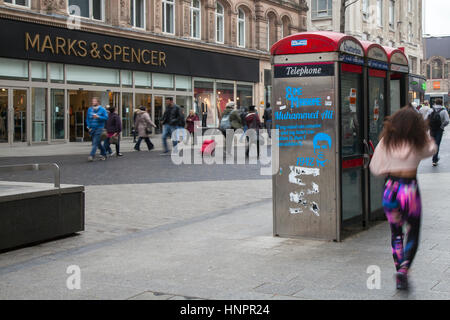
left=86, top=97, right=108, bottom=162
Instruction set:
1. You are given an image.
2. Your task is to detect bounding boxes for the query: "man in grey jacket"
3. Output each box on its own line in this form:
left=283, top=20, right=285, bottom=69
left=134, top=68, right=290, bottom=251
left=429, top=98, right=449, bottom=166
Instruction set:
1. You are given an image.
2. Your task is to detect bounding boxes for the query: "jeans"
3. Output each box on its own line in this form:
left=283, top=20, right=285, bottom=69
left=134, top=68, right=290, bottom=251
left=162, top=124, right=179, bottom=153
left=104, top=136, right=120, bottom=154
left=90, top=127, right=106, bottom=157
left=135, top=136, right=154, bottom=151
left=431, top=129, right=444, bottom=163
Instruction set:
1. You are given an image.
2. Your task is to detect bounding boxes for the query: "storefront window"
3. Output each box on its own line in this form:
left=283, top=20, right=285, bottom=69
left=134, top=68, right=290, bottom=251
left=216, top=82, right=234, bottom=119
left=31, top=61, right=47, bottom=82
left=0, top=89, right=7, bottom=143
left=13, top=89, right=27, bottom=143
left=4, top=0, right=30, bottom=7
left=0, top=58, right=28, bottom=80
left=50, top=63, right=64, bottom=83
left=122, top=93, right=133, bottom=137
left=122, top=70, right=133, bottom=88
left=236, top=84, right=253, bottom=109
left=135, top=93, right=152, bottom=113
left=67, top=65, right=120, bottom=86
left=175, top=75, right=192, bottom=91
left=194, top=80, right=214, bottom=127
left=153, top=73, right=174, bottom=90
left=32, top=88, right=47, bottom=142
left=134, top=71, right=151, bottom=88
left=51, top=89, right=65, bottom=140
left=177, top=96, right=193, bottom=116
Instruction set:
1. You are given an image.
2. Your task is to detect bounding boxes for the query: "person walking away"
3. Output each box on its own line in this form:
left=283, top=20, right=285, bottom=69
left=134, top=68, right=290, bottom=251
left=245, top=105, right=261, bottom=157
left=263, top=103, right=272, bottom=138
left=104, top=106, right=123, bottom=157
left=239, top=106, right=248, bottom=132
left=86, top=97, right=108, bottom=162
left=370, top=106, right=437, bottom=290
left=161, top=97, right=182, bottom=155
left=186, top=109, right=199, bottom=145
left=134, top=106, right=157, bottom=151
left=428, top=98, right=449, bottom=166
left=419, top=100, right=431, bottom=120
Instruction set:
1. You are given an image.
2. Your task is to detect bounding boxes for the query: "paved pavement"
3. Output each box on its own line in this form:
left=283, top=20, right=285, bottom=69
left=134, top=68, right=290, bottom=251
left=0, top=131, right=449, bottom=300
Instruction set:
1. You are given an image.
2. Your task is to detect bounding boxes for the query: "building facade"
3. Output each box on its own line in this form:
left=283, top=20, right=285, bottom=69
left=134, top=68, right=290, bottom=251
left=306, top=0, right=424, bottom=102
left=424, top=36, right=450, bottom=107
left=0, top=0, right=307, bottom=145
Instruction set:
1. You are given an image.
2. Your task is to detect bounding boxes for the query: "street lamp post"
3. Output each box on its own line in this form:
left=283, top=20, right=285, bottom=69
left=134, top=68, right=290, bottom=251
left=340, top=0, right=360, bottom=33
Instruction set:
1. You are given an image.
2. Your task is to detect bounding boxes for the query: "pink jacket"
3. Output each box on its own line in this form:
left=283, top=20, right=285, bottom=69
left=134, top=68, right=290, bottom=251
left=369, top=134, right=437, bottom=176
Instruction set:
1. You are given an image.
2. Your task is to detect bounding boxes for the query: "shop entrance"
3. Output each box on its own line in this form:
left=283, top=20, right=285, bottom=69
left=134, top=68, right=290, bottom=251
left=68, top=90, right=117, bottom=142
left=0, top=87, right=28, bottom=145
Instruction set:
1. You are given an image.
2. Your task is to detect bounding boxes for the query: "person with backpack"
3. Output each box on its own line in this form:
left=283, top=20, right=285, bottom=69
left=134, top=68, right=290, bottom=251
left=428, top=98, right=449, bottom=166
left=219, top=102, right=242, bottom=133
left=263, top=103, right=272, bottom=138
left=245, top=105, right=262, bottom=157
left=370, top=106, right=437, bottom=290
left=104, top=106, right=123, bottom=157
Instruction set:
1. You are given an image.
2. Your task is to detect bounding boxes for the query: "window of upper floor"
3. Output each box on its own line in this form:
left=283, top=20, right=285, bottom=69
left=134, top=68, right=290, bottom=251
left=237, top=8, right=245, bottom=48
left=311, top=0, right=332, bottom=20
left=389, top=0, right=395, bottom=29
left=408, top=22, right=413, bottom=43
left=4, top=0, right=30, bottom=8
left=428, top=59, right=444, bottom=79
left=68, top=0, right=105, bottom=21
left=215, top=2, right=224, bottom=44
left=131, top=0, right=146, bottom=29
left=162, top=0, right=175, bottom=35
left=362, top=0, right=369, bottom=19
left=377, top=0, right=383, bottom=27
left=191, top=0, right=201, bottom=39
left=408, top=0, right=412, bottom=13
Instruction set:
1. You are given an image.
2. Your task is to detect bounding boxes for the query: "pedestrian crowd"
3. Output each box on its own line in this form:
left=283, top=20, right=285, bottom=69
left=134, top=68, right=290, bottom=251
left=86, top=96, right=273, bottom=161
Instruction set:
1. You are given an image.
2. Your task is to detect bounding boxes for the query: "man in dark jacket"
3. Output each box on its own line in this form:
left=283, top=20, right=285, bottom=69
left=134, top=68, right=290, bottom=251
left=263, top=103, right=272, bottom=138
left=104, top=106, right=123, bottom=157
left=161, top=97, right=182, bottom=154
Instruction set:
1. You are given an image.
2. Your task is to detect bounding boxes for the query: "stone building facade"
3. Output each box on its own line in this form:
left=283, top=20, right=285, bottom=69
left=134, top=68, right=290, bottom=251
left=424, top=36, right=450, bottom=107
left=0, top=0, right=308, bottom=145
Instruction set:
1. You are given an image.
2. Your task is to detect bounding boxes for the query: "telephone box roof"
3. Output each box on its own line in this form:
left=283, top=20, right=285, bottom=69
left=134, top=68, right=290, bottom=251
left=271, top=31, right=364, bottom=57
left=383, top=46, right=409, bottom=65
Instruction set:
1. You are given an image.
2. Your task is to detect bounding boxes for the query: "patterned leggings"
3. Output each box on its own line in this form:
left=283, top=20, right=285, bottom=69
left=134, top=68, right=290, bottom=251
left=383, top=176, right=422, bottom=274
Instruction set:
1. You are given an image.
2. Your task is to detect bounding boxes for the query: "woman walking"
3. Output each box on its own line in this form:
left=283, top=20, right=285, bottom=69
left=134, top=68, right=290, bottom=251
left=104, top=106, right=123, bottom=157
left=134, top=106, right=157, bottom=151
left=185, top=109, right=199, bottom=145
left=370, top=106, right=437, bottom=290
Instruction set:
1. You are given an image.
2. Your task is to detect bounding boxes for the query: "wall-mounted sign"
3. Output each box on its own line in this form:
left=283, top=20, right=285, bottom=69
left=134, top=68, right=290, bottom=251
left=391, top=63, right=409, bottom=73
left=367, top=47, right=388, bottom=62
left=274, top=63, right=335, bottom=78
left=291, top=40, right=308, bottom=47
left=0, top=18, right=259, bottom=82
left=339, top=54, right=364, bottom=65
left=433, top=81, right=441, bottom=90
left=368, top=60, right=389, bottom=70
left=339, top=40, right=364, bottom=57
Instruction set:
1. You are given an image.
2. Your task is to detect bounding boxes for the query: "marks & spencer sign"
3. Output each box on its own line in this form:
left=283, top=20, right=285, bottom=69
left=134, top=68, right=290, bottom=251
left=0, top=18, right=259, bottom=82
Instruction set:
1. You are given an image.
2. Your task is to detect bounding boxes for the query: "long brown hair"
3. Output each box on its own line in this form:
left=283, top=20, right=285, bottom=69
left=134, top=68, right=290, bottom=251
left=380, top=106, right=428, bottom=151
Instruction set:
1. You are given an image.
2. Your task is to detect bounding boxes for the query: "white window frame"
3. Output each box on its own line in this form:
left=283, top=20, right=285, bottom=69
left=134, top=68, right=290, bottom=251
left=237, top=8, right=246, bottom=48
left=215, top=3, right=224, bottom=44
left=68, top=0, right=105, bottom=22
left=377, top=0, right=383, bottom=27
left=190, top=0, right=201, bottom=39
left=3, top=0, right=31, bottom=8
left=312, top=0, right=332, bottom=20
left=389, top=0, right=395, bottom=29
left=266, top=20, right=270, bottom=51
left=162, top=0, right=175, bottom=35
left=362, top=0, right=369, bottom=17
left=131, top=0, right=146, bottom=29
left=408, top=22, right=413, bottom=43
left=408, top=0, right=412, bottom=13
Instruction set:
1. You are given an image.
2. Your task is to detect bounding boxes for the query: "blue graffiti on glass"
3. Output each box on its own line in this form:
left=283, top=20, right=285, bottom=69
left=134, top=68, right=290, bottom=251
left=285, top=86, right=322, bottom=108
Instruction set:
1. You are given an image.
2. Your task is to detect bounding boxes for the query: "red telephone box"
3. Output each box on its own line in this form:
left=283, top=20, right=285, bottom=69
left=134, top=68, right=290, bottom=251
left=384, top=46, right=409, bottom=114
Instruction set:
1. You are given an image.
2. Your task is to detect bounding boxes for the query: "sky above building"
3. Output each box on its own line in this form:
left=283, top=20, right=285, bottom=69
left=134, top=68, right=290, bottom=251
left=423, top=0, right=450, bottom=36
